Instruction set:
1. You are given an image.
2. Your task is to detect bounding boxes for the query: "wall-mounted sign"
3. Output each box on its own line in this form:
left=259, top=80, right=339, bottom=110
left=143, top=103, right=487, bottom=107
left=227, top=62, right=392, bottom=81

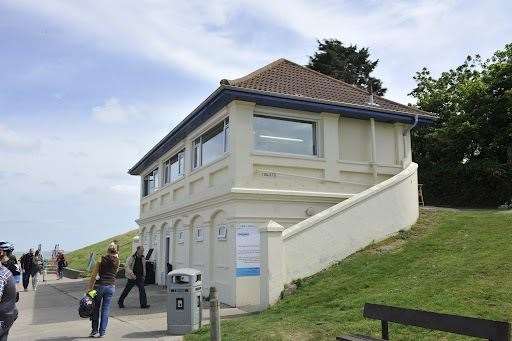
left=235, top=224, right=260, bottom=277
left=195, top=227, right=204, bottom=242
left=217, top=224, right=227, bottom=240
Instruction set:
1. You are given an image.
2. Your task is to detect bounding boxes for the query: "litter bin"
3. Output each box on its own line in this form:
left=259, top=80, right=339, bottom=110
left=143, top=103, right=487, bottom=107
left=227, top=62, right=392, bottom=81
left=167, top=268, right=202, bottom=335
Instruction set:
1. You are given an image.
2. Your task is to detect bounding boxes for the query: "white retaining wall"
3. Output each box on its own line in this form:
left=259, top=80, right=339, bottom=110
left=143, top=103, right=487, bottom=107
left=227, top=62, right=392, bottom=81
left=280, top=162, right=419, bottom=284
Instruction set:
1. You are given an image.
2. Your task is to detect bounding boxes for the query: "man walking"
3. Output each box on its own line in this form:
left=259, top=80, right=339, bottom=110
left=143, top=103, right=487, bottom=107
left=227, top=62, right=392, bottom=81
left=0, top=244, right=18, bottom=341
left=118, top=246, right=150, bottom=309
left=19, top=249, right=34, bottom=292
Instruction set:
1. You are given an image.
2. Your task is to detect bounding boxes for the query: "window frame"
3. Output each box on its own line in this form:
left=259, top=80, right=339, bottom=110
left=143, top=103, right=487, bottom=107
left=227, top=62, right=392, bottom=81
left=192, top=118, right=229, bottom=170
left=142, top=167, right=159, bottom=197
left=163, top=149, right=185, bottom=185
left=253, top=114, right=318, bottom=157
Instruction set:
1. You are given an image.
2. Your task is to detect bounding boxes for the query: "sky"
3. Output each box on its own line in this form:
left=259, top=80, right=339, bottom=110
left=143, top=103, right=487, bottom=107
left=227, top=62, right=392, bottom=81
left=1, top=0, right=511, bottom=252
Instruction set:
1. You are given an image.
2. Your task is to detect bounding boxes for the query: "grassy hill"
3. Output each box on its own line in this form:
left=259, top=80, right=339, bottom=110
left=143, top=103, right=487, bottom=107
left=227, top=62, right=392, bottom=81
left=66, top=229, right=138, bottom=271
left=188, top=209, right=512, bottom=340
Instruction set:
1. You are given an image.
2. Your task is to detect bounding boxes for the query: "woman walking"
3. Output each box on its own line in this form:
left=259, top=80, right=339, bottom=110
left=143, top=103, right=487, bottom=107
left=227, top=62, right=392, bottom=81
left=87, top=243, right=119, bottom=338
left=31, top=250, right=43, bottom=291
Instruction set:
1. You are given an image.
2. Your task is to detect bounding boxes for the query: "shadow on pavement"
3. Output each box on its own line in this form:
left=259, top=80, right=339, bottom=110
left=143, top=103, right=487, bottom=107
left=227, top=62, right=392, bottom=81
left=122, top=330, right=170, bottom=339
left=34, top=337, right=91, bottom=341
left=31, top=278, right=168, bottom=326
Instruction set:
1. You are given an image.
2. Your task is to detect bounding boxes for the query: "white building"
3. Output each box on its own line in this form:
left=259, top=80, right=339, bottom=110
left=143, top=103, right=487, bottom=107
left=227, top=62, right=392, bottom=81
left=129, top=59, right=435, bottom=310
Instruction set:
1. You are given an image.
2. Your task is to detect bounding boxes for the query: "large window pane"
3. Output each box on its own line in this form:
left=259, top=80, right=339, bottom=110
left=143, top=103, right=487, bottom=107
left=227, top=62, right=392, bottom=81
left=143, top=168, right=159, bottom=196
left=253, top=115, right=316, bottom=155
left=164, top=150, right=185, bottom=184
left=202, top=123, right=225, bottom=165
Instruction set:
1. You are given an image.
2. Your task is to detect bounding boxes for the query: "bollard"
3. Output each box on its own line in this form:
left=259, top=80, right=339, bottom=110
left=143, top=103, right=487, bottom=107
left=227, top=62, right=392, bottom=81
left=209, top=286, right=221, bottom=341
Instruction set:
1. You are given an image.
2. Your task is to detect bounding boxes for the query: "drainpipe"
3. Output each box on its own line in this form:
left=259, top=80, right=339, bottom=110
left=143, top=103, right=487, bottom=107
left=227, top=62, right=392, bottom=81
left=402, top=114, right=419, bottom=165
left=370, top=118, right=378, bottom=182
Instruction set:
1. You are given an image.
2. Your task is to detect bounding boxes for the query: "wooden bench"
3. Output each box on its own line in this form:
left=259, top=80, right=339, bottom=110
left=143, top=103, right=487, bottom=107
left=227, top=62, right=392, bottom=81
left=337, top=303, right=510, bottom=341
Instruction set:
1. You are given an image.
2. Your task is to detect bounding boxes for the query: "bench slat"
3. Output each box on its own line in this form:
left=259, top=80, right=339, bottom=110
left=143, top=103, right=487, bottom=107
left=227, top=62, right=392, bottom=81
left=364, top=303, right=510, bottom=341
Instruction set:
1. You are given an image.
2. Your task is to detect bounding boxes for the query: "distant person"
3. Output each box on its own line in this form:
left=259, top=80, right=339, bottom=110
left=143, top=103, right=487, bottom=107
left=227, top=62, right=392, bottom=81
left=31, top=250, right=44, bottom=291
left=19, top=249, right=34, bottom=292
left=0, top=243, right=18, bottom=341
left=86, top=243, right=120, bottom=338
left=56, top=252, right=67, bottom=280
left=0, top=242, right=20, bottom=303
left=118, top=246, right=150, bottom=309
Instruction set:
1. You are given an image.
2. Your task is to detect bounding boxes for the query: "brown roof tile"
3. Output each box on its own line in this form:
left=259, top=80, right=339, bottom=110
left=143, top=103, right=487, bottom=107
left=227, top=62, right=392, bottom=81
left=226, top=58, right=433, bottom=118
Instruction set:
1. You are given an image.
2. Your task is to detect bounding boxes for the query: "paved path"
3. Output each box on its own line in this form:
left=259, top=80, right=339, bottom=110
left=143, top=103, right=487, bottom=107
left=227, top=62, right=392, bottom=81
left=9, top=275, right=247, bottom=340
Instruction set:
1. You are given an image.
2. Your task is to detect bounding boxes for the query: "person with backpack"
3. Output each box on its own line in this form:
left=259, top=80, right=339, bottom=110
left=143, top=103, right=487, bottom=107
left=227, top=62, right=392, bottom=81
left=0, top=243, right=18, bottom=341
left=86, top=243, right=119, bottom=338
left=19, top=249, right=34, bottom=291
left=117, top=246, right=150, bottom=309
left=31, top=250, right=44, bottom=291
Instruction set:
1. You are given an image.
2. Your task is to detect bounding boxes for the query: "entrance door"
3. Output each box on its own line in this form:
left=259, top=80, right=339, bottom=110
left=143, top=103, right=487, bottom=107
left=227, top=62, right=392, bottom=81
left=165, top=236, right=171, bottom=273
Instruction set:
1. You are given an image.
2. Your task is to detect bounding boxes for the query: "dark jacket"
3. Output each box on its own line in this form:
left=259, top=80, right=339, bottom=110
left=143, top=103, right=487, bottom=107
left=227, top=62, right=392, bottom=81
left=125, top=254, right=146, bottom=280
left=95, top=255, right=120, bottom=286
left=20, top=253, right=33, bottom=272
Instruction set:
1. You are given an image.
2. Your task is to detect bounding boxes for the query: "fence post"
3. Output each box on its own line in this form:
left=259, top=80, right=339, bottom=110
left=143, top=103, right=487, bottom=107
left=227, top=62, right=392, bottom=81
left=209, top=286, right=221, bottom=341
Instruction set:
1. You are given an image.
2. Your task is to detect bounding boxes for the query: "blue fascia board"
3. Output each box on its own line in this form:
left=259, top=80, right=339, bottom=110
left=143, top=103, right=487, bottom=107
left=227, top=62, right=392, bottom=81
left=128, top=87, right=435, bottom=175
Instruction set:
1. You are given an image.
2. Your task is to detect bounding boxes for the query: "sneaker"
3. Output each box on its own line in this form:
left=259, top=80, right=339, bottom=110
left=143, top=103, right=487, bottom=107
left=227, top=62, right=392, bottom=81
left=89, top=331, right=98, bottom=338
left=141, top=305, right=150, bottom=309
left=118, top=302, right=125, bottom=309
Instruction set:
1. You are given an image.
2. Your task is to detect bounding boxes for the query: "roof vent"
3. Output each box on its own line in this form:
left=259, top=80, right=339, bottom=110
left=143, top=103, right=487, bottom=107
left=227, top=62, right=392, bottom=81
left=220, top=79, right=230, bottom=85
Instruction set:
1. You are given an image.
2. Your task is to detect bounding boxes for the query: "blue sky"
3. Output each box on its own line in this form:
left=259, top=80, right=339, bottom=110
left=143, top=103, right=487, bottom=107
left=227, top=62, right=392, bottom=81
left=1, top=0, right=511, bottom=252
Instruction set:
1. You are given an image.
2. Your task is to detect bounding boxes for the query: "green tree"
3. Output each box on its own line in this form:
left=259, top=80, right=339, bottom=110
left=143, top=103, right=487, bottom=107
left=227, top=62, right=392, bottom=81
left=308, top=39, right=387, bottom=95
left=411, top=44, right=512, bottom=207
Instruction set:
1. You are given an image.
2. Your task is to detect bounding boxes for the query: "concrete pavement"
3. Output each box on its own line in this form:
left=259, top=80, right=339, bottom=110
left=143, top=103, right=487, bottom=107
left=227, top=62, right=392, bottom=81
left=8, top=274, right=248, bottom=340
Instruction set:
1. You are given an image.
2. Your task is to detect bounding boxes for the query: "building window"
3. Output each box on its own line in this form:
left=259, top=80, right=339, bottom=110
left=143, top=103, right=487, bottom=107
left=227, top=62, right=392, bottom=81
left=192, top=118, right=229, bottom=169
left=143, top=168, right=159, bottom=196
left=163, top=150, right=185, bottom=184
left=253, top=115, right=317, bottom=156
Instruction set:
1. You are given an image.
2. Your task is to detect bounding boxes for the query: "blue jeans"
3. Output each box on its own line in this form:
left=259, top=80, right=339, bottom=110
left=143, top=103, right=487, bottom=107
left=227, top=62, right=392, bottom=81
left=91, top=285, right=115, bottom=336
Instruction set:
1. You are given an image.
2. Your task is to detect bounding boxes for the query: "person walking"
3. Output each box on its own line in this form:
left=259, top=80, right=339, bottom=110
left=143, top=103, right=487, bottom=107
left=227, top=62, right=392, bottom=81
left=19, top=249, right=34, bottom=292
left=0, top=243, right=20, bottom=304
left=118, top=246, right=150, bottom=309
left=56, top=253, right=67, bottom=280
left=0, top=244, right=18, bottom=341
left=31, top=250, right=44, bottom=291
left=86, top=243, right=119, bottom=338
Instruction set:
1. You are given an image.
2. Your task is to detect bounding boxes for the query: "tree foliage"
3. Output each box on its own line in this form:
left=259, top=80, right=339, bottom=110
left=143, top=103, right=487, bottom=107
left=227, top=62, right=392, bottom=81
left=308, top=39, right=387, bottom=95
left=411, top=44, right=512, bottom=207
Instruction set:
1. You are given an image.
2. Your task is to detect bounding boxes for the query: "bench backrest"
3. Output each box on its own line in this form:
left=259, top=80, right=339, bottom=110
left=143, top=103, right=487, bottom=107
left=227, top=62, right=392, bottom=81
left=364, top=303, right=510, bottom=341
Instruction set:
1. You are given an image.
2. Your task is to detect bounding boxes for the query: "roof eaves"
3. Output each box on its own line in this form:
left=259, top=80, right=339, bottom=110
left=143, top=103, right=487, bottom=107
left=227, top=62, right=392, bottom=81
left=223, top=85, right=438, bottom=121
left=127, top=85, right=226, bottom=175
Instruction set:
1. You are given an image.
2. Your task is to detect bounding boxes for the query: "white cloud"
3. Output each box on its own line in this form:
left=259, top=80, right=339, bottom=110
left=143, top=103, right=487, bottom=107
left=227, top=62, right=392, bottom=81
left=92, top=97, right=140, bottom=123
left=0, top=124, right=41, bottom=152
left=4, top=0, right=273, bottom=81
left=110, top=184, right=139, bottom=195
left=5, top=0, right=511, bottom=105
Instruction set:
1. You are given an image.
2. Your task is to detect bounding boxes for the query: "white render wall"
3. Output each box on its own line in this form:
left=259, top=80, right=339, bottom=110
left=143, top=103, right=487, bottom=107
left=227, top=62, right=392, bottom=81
left=282, top=162, right=419, bottom=283
left=135, top=100, right=417, bottom=310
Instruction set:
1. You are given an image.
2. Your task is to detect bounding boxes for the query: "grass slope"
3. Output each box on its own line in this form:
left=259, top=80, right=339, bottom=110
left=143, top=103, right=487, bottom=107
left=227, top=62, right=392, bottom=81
left=188, top=209, right=512, bottom=341
left=66, top=229, right=138, bottom=271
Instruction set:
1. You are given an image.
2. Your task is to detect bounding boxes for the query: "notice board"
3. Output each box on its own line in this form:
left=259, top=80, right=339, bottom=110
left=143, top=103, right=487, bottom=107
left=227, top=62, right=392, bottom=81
left=235, top=224, right=260, bottom=277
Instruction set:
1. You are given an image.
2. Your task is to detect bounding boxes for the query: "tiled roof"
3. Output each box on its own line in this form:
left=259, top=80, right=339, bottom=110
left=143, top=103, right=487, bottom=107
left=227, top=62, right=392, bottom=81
left=225, top=58, right=433, bottom=118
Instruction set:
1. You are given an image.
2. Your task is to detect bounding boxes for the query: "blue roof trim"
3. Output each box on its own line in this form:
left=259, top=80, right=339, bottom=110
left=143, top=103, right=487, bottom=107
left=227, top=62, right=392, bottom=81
left=129, top=87, right=435, bottom=175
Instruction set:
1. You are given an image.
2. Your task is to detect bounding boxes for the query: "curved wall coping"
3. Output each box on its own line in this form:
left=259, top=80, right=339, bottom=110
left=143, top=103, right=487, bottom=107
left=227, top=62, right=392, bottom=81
left=282, top=162, right=418, bottom=240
